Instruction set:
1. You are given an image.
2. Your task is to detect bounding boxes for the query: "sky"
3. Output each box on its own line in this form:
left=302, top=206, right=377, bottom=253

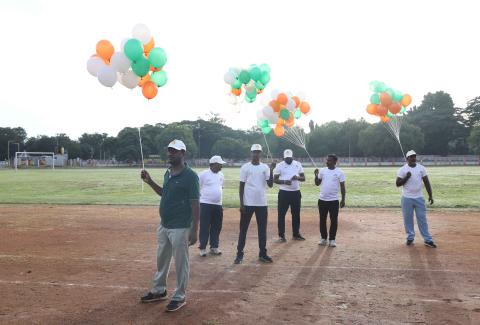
left=1, top=0, right=479, bottom=139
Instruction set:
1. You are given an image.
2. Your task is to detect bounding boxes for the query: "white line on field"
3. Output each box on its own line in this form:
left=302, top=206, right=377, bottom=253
left=0, top=254, right=478, bottom=274
left=0, top=279, right=248, bottom=294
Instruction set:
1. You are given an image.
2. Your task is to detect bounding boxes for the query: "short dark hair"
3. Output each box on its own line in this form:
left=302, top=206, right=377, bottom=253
left=327, top=154, right=338, bottom=162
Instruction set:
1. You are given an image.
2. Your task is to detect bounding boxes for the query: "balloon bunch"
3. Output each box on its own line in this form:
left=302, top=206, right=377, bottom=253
left=86, top=24, right=167, bottom=100
left=365, top=81, right=412, bottom=123
left=256, top=90, right=311, bottom=136
left=224, top=64, right=271, bottom=103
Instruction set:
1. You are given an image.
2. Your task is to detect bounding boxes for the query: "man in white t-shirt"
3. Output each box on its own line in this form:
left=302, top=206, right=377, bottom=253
left=234, top=144, right=275, bottom=264
left=396, top=150, right=436, bottom=248
left=314, top=154, right=346, bottom=247
left=273, top=149, right=306, bottom=242
left=198, top=155, right=226, bottom=257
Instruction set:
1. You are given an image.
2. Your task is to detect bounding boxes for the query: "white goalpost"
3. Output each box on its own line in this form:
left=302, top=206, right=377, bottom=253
left=15, top=152, right=55, bottom=170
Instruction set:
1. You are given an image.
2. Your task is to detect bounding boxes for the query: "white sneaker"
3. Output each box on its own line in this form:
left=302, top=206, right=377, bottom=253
left=199, top=249, right=207, bottom=257
left=319, top=238, right=328, bottom=246
left=329, top=240, right=336, bottom=247
left=210, top=248, right=222, bottom=255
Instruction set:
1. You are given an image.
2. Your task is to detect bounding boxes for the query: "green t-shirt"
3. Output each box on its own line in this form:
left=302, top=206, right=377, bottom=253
left=159, top=166, right=199, bottom=229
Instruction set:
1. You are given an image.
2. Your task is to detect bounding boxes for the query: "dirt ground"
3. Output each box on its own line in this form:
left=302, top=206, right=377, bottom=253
left=0, top=205, right=479, bottom=325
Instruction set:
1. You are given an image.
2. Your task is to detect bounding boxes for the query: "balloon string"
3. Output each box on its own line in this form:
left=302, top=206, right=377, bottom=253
left=138, top=127, right=145, bottom=192
left=262, top=132, right=272, bottom=162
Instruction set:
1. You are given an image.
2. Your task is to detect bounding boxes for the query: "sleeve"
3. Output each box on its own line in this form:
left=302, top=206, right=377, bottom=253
left=298, top=162, right=304, bottom=173
left=265, top=164, right=270, bottom=180
left=220, top=173, right=225, bottom=188
left=397, top=167, right=405, bottom=178
left=189, top=172, right=200, bottom=200
left=420, top=165, right=427, bottom=177
left=239, top=165, right=248, bottom=182
left=339, top=170, right=346, bottom=182
left=273, top=164, right=280, bottom=176
left=319, top=168, right=323, bottom=180
left=198, top=171, right=205, bottom=188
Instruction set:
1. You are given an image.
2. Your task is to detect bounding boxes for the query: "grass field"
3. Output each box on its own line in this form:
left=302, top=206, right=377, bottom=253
left=0, top=166, right=479, bottom=208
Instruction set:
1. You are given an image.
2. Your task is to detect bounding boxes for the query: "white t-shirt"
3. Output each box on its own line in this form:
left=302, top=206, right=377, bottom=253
left=199, top=169, right=224, bottom=205
left=274, top=160, right=304, bottom=191
left=397, top=164, right=427, bottom=198
left=318, top=167, right=346, bottom=201
left=240, top=162, right=270, bottom=206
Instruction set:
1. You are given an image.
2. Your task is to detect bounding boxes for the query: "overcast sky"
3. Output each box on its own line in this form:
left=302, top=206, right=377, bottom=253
left=1, top=0, right=479, bottom=139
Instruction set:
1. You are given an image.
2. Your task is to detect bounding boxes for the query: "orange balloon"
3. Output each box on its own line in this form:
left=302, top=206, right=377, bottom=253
left=286, top=114, right=295, bottom=128
left=366, top=104, right=378, bottom=115
left=274, top=125, right=285, bottom=137
left=277, top=119, right=285, bottom=126
left=269, top=100, right=280, bottom=112
left=277, top=93, right=288, bottom=105
left=138, top=74, right=151, bottom=87
left=377, top=105, right=388, bottom=116
left=96, top=40, right=114, bottom=62
left=142, top=81, right=158, bottom=100
left=143, top=37, right=155, bottom=55
left=401, top=94, right=412, bottom=107
left=380, top=92, right=392, bottom=106
left=389, top=102, right=402, bottom=114
left=292, top=96, right=301, bottom=107
left=380, top=116, right=390, bottom=123
left=300, top=101, right=310, bottom=114
left=231, top=88, right=242, bottom=96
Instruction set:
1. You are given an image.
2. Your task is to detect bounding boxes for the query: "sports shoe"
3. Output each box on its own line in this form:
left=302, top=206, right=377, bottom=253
left=276, top=236, right=287, bottom=243
left=318, top=238, right=328, bottom=246
left=329, top=240, right=337, bottom=247
left=293, top=234, right=306, bottom=241
left=258, top=255, right=273, bottom=263
left=234, top=255, right=243, bottom=264
left=406, top=239, right=414, bottom=246
left=424, top=241, right=437, bottom=248
left=166, top=299, right=186, bottom=312
left=140, top=291, right=167, bottom=303
left=210, top=247, right=222, bottom=255
left=199, top=249, right=207, bottom=257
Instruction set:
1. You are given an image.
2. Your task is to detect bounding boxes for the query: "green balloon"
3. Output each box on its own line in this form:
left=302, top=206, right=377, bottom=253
left=245, top=96, right=255, bottom=103
left=232, top=79, right=242, bottom=89
left=369, top=81, right=380, bottom=92
left=260, top=63, right=270, bottom=73
left=294, top=110, right=302, bottom=119
left=239, top=70, right=251, bottom=84
left=370, top=93, right=380, bottom=104
left=261, top=119, right=269, bottom=128
left=151, top=70, right=168, bottom=87
left=280, top=108, right=290, bottom=120
left=255, top=81, right=265, bottom=90
left=132, top=57, right=150, bottom=77
left=385, top=88, right=395, bottom=98
left=400, top=107, right=407, bottom=114
left=124, top=39, right=143, bottom=62
left=374, top=82, right=387, bottom=93
left=246, top=90, right=257, bottom=100
left=148, top=48, right=167, bottom=69
left=262, top=126, right=272, bottom=134
left=387, top=112, right=394, bottom=118
left=249, top=66, right=262, bottom=81
left=260, top=71, right=270, bottom=85
left=257, top=120, right=264, bottom=128
left=393, top=91, right=403, bottom=103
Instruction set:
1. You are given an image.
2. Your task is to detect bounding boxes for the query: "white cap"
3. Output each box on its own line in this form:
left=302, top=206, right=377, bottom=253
left=283, top=149, right=293, bottom=158
left=250, top=144, right=262, bottom=151
left=406, top=150, right=416, bottom=158
left=168, top=139, right=186, bottom=151
left=209, top=155, right=226, bottom=164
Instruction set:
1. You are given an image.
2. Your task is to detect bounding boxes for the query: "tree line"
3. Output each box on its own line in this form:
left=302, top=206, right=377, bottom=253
left=1, top=91, right=480, bottom=161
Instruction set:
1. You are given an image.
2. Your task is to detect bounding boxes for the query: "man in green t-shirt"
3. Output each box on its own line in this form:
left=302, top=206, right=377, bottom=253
left=140, top=139, right=200, bottom=312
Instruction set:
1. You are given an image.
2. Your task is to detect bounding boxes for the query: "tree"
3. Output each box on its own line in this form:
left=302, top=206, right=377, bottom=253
left=155, top=123, right=197, bottom=158
left=406, top=91, right=468, bottom=155
left=459, top=96, right=480, bottom=128
left=467, top=126, right=480, bottom=154
left=358, top=121, right=425, bottom=157
left=115, top=128, right=142, bottom=161
left=0, top=127, right=27, bottom=160
left=211, top=138, right=250, bottom=159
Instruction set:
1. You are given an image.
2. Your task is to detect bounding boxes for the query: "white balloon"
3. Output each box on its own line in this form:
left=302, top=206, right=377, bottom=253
left=111, top=52, right=131, bottom=73
left=132, top=23, right=151, bottom=44
left=256, top=110, right=265, bottom=120
left=271, top=89, right=280, bottom=99
left=287, top=99, right=296, bottom=111
left=224, top=72, right=236, bottom=85
left=262, top=106, right=275, bottom=118
left=229, top=67, right=240, bottom=78
left=267, top=114, right=279, bottom=124
left=97, top=65, right=117, bottom=87
left=86, top=56, right=104, bottom=77
left=119, top=70, right=139, bottom=89
left=246, top=80, right=255, bottom=93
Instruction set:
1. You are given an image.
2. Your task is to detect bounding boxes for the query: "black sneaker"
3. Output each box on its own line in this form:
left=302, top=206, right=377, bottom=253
left=406, top=239, right=414, bottom=246
left=140, top=291, right=167, bottom=303
left=424, top=241, right=437, bottom=248
left=276, top=236, right=287, bottom=243
left=293, top=234, right=306, bottom=241
left=234, top=255, right=243, bottom=264
left=259, top=255, right=273, bottom=263
left=166, top=299, right=186, bottom=312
